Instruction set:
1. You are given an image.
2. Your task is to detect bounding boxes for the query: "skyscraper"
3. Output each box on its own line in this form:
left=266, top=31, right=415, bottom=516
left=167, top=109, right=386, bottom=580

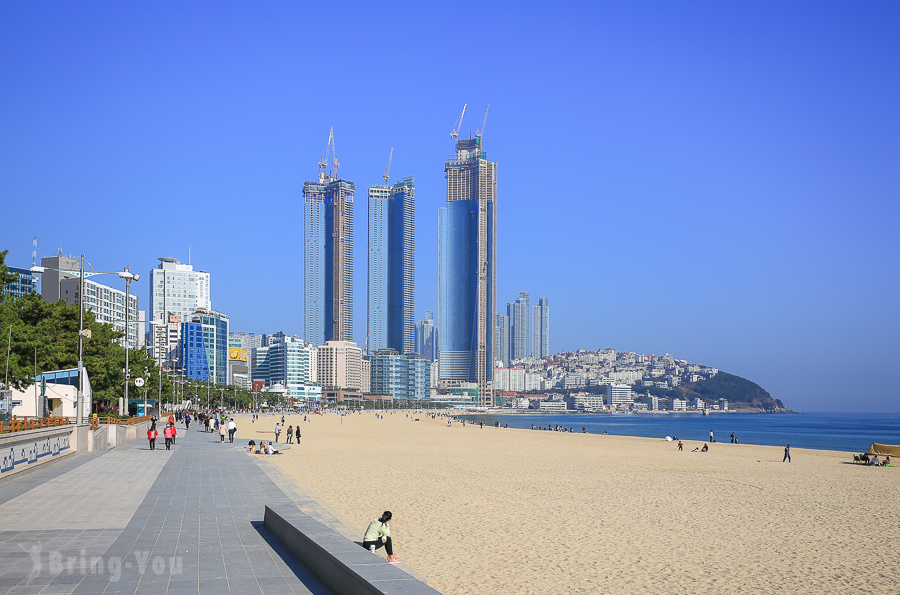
left=439, top=133, right=497, bottom=406
left=494, top=313, right=509, bottom=367
left=368, top=176, right=415, bottom=354
left=415, top=310, right=437, bottom=362
left=510, top=291, right=530, bottom=361
left=149, top=257, right=211, bottom=363
left=179, top=308, right=229, bottom=385
left=532, top=297, right=550, bottom=359
left=304, top=130, right=354, bottom=348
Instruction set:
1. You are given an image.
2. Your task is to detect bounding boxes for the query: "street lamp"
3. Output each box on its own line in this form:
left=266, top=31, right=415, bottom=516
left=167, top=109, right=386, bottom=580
left=30, top=258, right=136, bottom=423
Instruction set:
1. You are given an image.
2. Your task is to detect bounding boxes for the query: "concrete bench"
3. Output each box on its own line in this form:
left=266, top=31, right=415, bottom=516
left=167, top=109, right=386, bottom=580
left=264, top=505, right=442, bottom=595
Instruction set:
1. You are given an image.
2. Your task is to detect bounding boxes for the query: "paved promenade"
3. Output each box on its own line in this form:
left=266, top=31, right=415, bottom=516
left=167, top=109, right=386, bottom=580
left=0, top=418, right=334, bottom=595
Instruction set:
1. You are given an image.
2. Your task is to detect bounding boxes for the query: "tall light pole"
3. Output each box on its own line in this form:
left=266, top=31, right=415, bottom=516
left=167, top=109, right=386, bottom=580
left=118, top=268, right=139, bottom=416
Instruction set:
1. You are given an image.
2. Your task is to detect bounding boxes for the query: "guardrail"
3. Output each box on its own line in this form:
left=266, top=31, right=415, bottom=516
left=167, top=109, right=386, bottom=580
left=0, top=416, right=73, bottom=434
left=88, top=415, right=154, bottom=431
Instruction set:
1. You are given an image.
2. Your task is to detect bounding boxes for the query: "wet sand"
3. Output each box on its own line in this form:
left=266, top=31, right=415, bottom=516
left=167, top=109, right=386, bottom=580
left=265, top=411, right=897, bottom=595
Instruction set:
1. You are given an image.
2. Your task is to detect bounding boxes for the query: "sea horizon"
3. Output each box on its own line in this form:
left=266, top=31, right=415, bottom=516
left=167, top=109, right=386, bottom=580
left=457, top=411, right=900, bottom=454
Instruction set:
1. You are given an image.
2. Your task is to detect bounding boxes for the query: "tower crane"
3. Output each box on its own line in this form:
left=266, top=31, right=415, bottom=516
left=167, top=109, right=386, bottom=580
left=450, top=103, right=467, bottom=139
left=384, top=147, right=393, bottom=186
left=476, top=105, right=490, bottom=139
left=318, top=127, right=338, bottom=182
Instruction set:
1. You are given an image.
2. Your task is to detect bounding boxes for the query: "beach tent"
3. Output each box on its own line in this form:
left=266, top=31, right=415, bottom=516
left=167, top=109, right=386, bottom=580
left=865, top=443, right=900, bottom=457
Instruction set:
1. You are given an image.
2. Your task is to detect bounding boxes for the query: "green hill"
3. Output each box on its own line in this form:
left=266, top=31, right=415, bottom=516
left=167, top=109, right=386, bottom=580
left=681, top=372, right=784, bottom=410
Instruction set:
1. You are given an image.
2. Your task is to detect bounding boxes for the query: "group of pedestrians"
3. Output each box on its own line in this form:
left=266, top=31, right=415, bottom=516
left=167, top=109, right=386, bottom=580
left=146, top=415, right=179, bottom=450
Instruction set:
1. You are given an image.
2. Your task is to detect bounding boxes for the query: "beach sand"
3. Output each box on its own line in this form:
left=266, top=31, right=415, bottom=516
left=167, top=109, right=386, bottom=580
left=264, top=411, right=897, bottom=595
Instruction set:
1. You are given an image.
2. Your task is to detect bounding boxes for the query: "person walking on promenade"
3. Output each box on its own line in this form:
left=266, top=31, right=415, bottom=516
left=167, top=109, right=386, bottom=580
left=783, top=444, right=791, bottom=463
left=227, top=418, right=237, bottom=443
left=286, top=425, right=293, bottom=444
left=219, top=419, right=227, bottom=443
left=184, top=413, right=191, bottom=430
left=164, top=424, right=173, bottom=450
left=274, top=423, right=282, bottom=443
left=170, top=423, right=177, bottom=444
left=147, top=424, right=158, bottom=450
left=363, top=511, right=401, bottom=564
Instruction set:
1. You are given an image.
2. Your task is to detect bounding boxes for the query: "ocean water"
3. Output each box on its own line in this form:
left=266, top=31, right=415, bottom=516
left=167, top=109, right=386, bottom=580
left=456, top=412, right=900, bottom=453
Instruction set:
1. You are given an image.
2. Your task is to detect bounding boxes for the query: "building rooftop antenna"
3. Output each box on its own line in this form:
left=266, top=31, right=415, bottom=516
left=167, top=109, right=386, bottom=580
left=450, top=103, right=467, bottom=140
left=384, top=147, right=393, bottom=186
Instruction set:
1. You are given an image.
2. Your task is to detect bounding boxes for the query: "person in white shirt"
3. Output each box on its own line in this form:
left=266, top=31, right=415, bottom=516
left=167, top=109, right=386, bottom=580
left=227, top=419, right=237, bottom=443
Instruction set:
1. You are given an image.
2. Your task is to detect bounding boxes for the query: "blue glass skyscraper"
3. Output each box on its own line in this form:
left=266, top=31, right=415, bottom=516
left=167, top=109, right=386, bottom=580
left=439, top=135, right=497, bottom=406
left=368, top=176, right=415, bottom=354
left=304, top=131, right=354, bottom=348
left=179, top=308, right=229, bottom=385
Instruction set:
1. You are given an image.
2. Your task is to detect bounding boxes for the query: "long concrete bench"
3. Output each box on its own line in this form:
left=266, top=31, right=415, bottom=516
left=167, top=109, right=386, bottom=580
left=264, top=505, right=442, bottom=595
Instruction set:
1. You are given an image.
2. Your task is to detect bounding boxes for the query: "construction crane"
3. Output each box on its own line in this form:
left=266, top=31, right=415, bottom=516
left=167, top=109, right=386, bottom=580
left=318, top=127, right=338, bottom=183
left=450, top=103, right=467, bottom=139
left=384, top=147, right=393, bottom=186
left=476, top=104, right=490, bottom=139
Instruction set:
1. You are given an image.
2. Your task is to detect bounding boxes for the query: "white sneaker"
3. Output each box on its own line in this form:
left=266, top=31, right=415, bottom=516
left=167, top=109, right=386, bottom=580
left=369, top=545, right=377, bottom=554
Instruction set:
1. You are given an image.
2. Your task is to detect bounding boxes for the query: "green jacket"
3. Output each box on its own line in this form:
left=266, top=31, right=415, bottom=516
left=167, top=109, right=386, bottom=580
left=364, top=519, right=390, bottom=542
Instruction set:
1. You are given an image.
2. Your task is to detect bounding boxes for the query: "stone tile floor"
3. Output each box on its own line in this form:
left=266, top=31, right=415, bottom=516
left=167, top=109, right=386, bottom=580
left=0, top=421, right=331, bottom=594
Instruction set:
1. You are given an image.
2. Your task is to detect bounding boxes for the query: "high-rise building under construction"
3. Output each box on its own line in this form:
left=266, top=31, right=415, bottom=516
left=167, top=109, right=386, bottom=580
left=368, top=176, right=416, bottom=354
left=439, top=126, right=497, bottom=406
left=303, top=129, right=354, bottom=348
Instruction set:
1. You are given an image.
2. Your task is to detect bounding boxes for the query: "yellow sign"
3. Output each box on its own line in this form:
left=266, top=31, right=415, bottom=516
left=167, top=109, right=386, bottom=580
left=228, top=348, right=248, bottom=362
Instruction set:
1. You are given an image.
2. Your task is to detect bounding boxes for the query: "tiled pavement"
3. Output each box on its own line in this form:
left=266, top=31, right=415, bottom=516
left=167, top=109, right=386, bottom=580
left=0, top=421, right=332, bottom=594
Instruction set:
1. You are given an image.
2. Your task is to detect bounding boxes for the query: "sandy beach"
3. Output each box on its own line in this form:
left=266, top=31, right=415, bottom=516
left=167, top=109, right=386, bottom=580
left=260, top=411, right=898, bottom=595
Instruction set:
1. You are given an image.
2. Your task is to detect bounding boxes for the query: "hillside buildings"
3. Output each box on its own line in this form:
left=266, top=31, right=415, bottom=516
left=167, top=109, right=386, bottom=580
left=438, top=135, right=497, bottom=405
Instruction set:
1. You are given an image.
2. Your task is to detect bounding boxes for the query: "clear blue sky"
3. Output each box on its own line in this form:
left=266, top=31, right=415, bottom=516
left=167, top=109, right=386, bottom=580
left=2, top=2, right=898, bottom=412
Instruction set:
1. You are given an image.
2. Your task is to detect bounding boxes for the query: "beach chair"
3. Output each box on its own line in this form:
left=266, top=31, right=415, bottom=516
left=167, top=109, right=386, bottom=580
left=853, top=455, right=862, bottom=464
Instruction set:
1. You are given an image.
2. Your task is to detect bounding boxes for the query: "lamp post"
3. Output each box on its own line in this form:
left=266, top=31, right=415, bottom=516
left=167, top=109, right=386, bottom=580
left=30, top=259, right=135, bottom=423
left=118, top=268, right=139, bottom=416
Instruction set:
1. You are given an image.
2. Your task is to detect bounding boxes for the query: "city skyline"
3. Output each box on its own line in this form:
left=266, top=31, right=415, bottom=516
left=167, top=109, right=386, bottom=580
left=1, top=3, right=898, bottom=412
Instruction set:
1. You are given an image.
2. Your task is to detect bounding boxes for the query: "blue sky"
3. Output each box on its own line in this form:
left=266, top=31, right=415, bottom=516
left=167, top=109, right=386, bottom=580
left=2, top=2, right=898, bottom=412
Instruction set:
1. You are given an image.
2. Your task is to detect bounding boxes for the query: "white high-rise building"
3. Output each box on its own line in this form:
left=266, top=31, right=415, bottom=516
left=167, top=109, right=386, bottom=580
left=58, top=277, right=140, bottom=348
left=149, top=257, right=211, bottom=361
left=316, top=340, right=363, bottom=391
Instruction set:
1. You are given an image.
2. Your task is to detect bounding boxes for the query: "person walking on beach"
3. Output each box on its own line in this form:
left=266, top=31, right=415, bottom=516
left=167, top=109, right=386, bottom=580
left=286, top=425, right=293, bottom=444
left=783, top=444, right=791, bottom=463
left=363, top=511, right=401, bottom=564
left=678, top=441, right=683, bottom=451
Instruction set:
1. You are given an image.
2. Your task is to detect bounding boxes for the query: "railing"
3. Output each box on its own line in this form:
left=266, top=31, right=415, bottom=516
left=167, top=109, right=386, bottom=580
left=88, top=415, right=154, bottom=431
left=0, top=416, right=72, bottom=434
